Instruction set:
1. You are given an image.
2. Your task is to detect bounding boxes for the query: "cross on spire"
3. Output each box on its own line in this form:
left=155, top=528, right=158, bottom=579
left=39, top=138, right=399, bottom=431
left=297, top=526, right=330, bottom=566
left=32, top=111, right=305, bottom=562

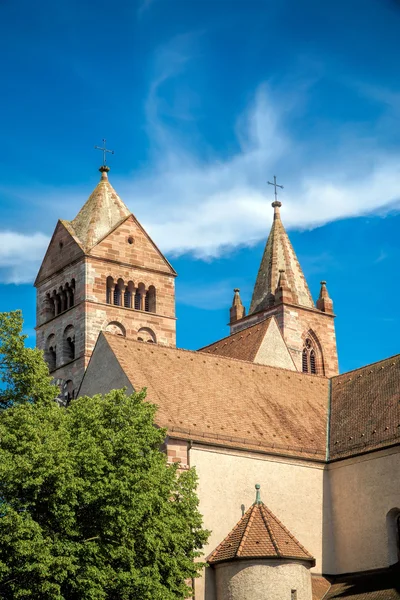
left=268, top=175, right=284, bottom=203
left=95, top=139, right=114, bottom=166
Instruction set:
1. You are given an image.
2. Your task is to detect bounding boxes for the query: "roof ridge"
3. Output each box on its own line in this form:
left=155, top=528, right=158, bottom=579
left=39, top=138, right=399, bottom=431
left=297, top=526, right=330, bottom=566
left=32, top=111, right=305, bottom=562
left=104, top=331, right=327, bottom=379
left=331, top=352, right=400, bottom=379
left=207, top=506, right=253, bottom=562
left=198, top=317, right=273, bottom=351
left=259, top=503, right=281, bottom=557
left=237, top=504, right=257, bottom=557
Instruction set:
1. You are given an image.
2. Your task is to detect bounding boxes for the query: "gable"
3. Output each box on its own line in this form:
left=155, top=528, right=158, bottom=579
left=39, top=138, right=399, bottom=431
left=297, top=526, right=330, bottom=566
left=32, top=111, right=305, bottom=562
left=254, top=317, right=296, bottom=370
left=88, top=215, right=176, bottom=275
left=35, top=220, right=84, bottom=286
left=79, top=333, right=134, bottom=398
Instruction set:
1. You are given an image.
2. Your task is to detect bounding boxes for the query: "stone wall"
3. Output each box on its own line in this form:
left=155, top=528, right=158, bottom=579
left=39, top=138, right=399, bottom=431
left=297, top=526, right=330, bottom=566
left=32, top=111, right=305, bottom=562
left=214, top=560, right=312, bottom=600
left=230, top=302, right=338, bottom=377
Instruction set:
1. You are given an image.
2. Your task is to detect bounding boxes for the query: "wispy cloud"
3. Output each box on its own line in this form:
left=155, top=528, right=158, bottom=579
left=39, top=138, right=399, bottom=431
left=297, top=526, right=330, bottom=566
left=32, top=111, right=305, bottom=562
left=0, top=232, right=49, bottom=284
left=2, top=38, right=400, bottom=284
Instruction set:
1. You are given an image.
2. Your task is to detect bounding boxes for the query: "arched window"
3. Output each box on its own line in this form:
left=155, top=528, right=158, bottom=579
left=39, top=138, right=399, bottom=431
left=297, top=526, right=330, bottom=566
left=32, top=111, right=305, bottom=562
left=63, top=325, right=75, bottom=362
left=302, top=348, right=308, bottom=373
left=302, top=337, right=322, bottom=375
left=137, top=327, right=157, bottom=344
left=310, top=349, right=316, bottom=374
left=134, top=289, right=141, bottom=310
left=105, top=321, right=126, bottom=337
left=106, top=276, right=114, bottom=304
left=45, top=334, right=57, bottom=371
left=114, top=278, right=124, bottom=306
left=69, top=279, right=75, bottom=308
left=45, top=293, right=55, bottom=319
left=147, top=285, right=156, bottom=313
left=124, top=281, right=134, bottom=308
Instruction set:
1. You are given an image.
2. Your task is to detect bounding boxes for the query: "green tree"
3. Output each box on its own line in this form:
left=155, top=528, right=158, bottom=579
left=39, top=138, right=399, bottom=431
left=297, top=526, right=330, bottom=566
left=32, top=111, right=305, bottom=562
left=0, top=312, right=209, bottom=599
left=0, top=310, right=58, bottom=409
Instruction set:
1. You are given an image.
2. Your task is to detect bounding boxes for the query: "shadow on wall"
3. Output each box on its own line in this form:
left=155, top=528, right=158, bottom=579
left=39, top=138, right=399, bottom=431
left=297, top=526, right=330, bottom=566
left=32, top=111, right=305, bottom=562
left=386, top=507, right=400, bottom=566
left=322, top=467, right=335, bottom=574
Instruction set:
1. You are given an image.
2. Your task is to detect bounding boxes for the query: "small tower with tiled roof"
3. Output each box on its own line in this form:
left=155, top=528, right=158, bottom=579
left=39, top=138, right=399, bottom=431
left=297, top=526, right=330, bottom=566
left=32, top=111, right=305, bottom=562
left=230, top=197, right=338, bottom=377
left=35, top=163, right=177, bottom=399
left=208, top=484, right=314, bottom=600
left=230, top=288, right=245, bottom=324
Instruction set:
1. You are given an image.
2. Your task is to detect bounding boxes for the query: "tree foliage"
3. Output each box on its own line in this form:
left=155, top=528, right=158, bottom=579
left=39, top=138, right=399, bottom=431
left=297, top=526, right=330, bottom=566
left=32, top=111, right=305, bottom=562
left=0, top=310, right=58, bottom=409
left=0, top=312, right=209, bottom=598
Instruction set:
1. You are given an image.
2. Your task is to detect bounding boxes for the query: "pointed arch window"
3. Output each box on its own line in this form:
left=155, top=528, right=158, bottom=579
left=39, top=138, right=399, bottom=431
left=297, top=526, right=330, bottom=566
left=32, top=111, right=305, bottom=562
left=302, top=338, right=321, bottom=375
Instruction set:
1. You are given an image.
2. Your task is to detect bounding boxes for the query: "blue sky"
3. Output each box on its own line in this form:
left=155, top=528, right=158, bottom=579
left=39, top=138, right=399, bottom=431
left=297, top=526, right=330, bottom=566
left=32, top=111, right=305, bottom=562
left=1, top=0, right=400, bottom=373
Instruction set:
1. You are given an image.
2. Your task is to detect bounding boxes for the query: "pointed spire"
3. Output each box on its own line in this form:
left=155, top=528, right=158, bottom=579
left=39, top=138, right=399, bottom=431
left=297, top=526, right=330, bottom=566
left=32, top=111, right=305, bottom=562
left=230, top=288, right=245, bottom=324
left=69, top=167, right=131, bottom=250
left=274, top=269, right=294, bottom=304
left=316, top=281, right=334, bottom=314
left=249, top=201, right=314, bottom=314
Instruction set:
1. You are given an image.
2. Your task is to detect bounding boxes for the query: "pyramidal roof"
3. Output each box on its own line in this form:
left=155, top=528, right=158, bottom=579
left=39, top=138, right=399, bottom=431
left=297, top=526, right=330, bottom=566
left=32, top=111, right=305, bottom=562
left=208, top=486, right=315, bottom=565
left=249, top=201, right=314, bottom=314
left=69, top=167, right=131, bottom=250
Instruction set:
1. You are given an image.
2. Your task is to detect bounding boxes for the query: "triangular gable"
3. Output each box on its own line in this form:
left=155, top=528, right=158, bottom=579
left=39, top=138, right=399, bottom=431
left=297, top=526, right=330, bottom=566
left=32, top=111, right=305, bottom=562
left=78, top=332, right=134, bottom=398
left=199, top=317, right=296, bottom=371
left=88, top=214, right=177, bottom=276
left=254, top=317, right=296, bottom=370
left=34, top=220, right=84, bottom=286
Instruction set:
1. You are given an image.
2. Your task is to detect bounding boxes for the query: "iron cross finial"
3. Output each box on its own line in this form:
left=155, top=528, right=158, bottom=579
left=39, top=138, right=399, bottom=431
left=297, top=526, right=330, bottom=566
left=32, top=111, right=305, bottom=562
left=268, top=175, right=284, bottom=203
left=94, top=139, right=114, bottom=166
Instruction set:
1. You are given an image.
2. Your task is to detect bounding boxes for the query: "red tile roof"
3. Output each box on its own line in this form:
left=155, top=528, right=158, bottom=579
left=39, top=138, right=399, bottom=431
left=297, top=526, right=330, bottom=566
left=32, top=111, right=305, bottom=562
left=102, top=332, right=329, bottom=460
left=207, top=499, right=315, bottom=565
left=199, top=318, right=274, bottom=362
left=330, top=354, right=400, bottom=459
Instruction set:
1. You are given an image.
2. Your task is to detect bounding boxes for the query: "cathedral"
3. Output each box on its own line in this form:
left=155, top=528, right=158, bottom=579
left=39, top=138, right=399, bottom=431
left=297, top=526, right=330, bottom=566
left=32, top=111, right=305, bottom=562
left=35, top=163, right=400, bottom=600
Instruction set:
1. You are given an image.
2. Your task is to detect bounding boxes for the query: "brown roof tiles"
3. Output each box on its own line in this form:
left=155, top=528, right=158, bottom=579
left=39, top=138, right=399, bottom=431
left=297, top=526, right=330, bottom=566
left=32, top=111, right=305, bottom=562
left=330, top=354, right=400, bottom=459
left=102, top=332, right=329, bottom=460
left=198, top=318, right=274, bottom=362
left=208, top=499, right=315, bottom=565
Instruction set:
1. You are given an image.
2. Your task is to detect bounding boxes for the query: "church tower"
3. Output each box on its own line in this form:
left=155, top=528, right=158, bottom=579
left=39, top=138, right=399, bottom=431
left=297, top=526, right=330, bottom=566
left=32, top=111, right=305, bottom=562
left=230, top=199, right=338, bottom=377
left=35, top=164, right=176, bottom=399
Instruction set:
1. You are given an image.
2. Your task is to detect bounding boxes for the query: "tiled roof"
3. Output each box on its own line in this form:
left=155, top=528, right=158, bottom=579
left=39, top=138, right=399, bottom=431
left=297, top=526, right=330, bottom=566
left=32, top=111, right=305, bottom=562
left=330, top=354, right=400, bottom=459
left=322, top=565, right=400, bottom=599
left=249, top=204, right=314, bottom=314
left=102, top=332, right=329, bottom=460
left=198, top=318, right=273, bottom=362
left=69, top=172, right=131, bottom=250
left=207, top=499, right=315, bottom=565
left=312, top=576, right=331, bottom=600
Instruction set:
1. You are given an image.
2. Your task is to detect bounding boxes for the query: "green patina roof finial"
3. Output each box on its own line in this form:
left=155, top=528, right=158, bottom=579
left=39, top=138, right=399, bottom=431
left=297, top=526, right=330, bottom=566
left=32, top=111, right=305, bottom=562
left=255, top=483, right=261, bottom=504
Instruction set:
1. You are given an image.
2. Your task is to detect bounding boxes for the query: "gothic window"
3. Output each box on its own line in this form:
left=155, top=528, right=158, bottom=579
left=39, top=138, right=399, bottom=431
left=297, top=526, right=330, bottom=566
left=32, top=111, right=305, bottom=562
left=310, top=349, right=316, bottom=374
left=386, top=508, right=400, bottom=564
left=106, top=276, right=114, bottom=304
left=113, top=285, right=121, bottom=306
left=302, top=348, right=308, bottom=373
left=45, top=334, right=57, bottom=371
left=145, top=293, right=149, bottom=312
left=302, top=337, right=322, bottom=375
left=63, top=325, right=75, bottom=362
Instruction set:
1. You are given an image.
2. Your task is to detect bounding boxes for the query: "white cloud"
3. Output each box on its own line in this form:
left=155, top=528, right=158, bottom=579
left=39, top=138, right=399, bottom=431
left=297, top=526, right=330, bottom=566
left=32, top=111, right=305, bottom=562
left=119, top=82, right=400, bottom=259
left=2, top=67, right=400, bottom=283
left=0, top=232, right=49, bottom=284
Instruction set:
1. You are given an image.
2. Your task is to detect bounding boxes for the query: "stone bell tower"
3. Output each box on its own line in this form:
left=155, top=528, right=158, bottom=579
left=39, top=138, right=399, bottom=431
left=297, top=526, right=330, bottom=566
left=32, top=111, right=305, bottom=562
left=229, top=198, right=338, bottom=377
left=35, top=163, right=176, bottom=399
